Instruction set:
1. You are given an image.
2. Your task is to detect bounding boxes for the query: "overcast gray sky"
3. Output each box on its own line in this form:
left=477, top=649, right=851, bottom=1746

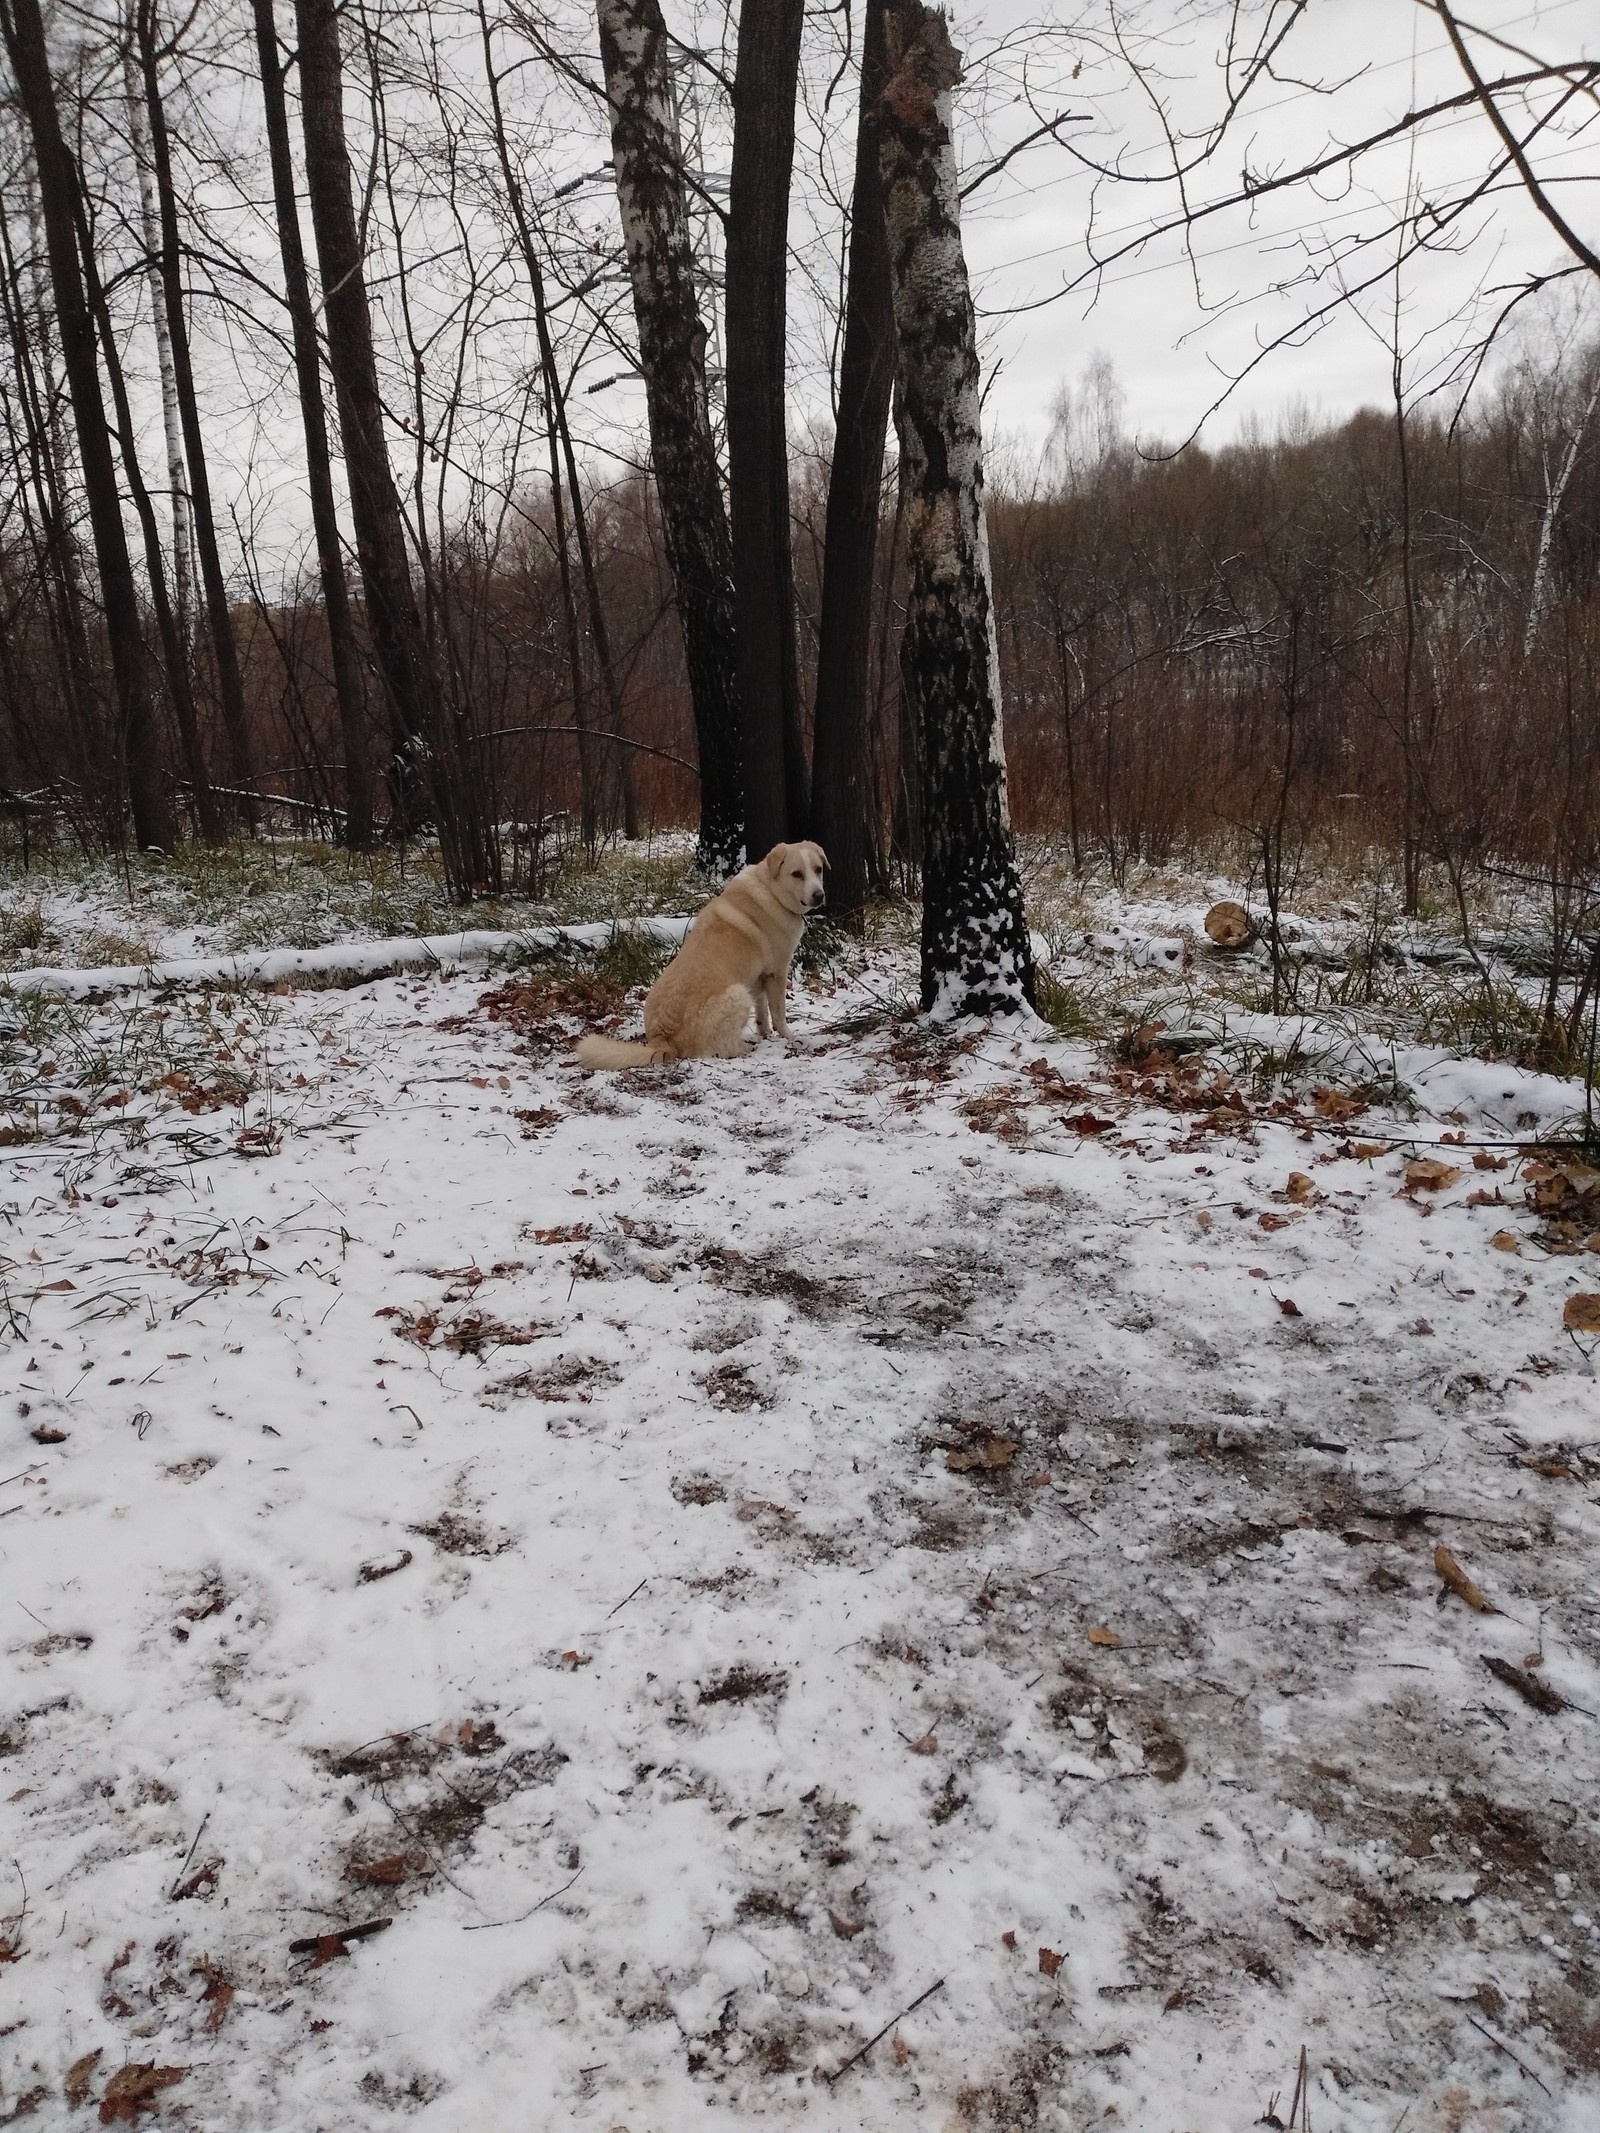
left=954, top=0, right=1598, bottom=454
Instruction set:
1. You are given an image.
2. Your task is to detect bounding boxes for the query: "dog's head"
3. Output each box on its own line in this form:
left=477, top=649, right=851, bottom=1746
left=763, top=840, right=829, bottom=914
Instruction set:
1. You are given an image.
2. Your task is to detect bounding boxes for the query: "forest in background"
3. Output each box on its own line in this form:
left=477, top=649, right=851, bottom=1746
left=1, top=0, right=1597, bottom=1017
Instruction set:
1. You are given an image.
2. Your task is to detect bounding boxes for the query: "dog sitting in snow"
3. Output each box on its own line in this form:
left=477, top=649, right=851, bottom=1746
left=575, top=841, right=827, bottom=1069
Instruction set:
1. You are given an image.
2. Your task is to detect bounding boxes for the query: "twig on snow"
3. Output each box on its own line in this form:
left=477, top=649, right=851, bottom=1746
left=1464, top=2012, right=1551, bottom=2095
left=168, top=1813, right=210, bottom=1900
left=461, top=1866, right=585, bottom=1930
left=823, top=1976, right=946, bottom=2083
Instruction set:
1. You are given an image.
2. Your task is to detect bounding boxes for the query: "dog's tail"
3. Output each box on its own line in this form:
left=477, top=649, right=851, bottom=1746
left=574, top=1033, right=676, bottom=1071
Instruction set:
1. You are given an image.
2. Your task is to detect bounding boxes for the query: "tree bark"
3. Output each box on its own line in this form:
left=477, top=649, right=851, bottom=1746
left=75, top=175, right=223, bottom=843
left=810, top=0, right=894, bottom=917
left=250, top=0, right=373, bottom=848
left=596, top=0, right=743, bottom=875
left=726, top=0, right=808, bottom=852
left=293, top=0, right=488, bottom=893
left=134, top=0, right=258, bottom=823
left=475, top=2, right=636, bottom=840
left=122, top=23, right=192, bottom=641
left=0, top=0, right=174, bottom=853
left=879, top=0, right=1033, bottom=1015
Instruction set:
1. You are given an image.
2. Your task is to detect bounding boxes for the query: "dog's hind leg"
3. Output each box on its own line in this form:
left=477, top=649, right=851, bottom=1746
left=692, top=985, right=754, bottom=1059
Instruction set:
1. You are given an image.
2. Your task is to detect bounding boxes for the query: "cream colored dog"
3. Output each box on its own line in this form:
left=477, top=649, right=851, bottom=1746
left=575, top=841, right=827, bottom=1069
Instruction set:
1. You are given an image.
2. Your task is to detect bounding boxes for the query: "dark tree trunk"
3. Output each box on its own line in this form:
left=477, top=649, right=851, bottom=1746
left=879, top=1, right=1033, bottom=1015
left=0, top=198, right=100, bottom=784
left=250, top=0, right=373, bottom=848
left=810, top=0, right=894, bottom=917
left=726, top=0, right=808, bottom=853
left=476, top=3, right=636, bottom=840
left=596, top=0, right=743, bottom=875
left=0, top=0, right=174, bottom=853
left=293, top=0, right=489, bottom=894
left=75, top=179, right=223, bottom=843
left=135, top=0, right=257, bottom=825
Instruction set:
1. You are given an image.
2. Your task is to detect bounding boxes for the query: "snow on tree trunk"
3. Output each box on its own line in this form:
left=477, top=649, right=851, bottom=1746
left=879, top=0, right=1034, bottom=1017
left=597, top=0, right=744, bottom=878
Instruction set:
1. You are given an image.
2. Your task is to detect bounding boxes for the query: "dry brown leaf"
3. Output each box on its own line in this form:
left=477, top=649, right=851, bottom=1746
left=98, top=2064, right=186, bottom=2124
left=1277, top=1297, right=1302, bottom=1318
left=1405, top=1158, right=1464, bottom=1192
left=1285, top=1172, right=1316, bottom=1203
left=1258, top=1211, right=1291, bottom=1232
left=1038, top=1946, right=1065, bottom=1978
left=1195, top=1209, right=1213, bottom=1231
left=946, top=1437, right=1016, bottom=1473
left=1312, top=1087, right=1366, bottom=1122
left=1563, top=1293, right=1600, bottom=1334
left=65, top=2049, right=102, bottom=2106
left=1352, top=1141, right=1387, bottom=1160
left=1001, top=1930, right=1018, bottom=1951
left=907, top=1730, right=939, bottom=1755
left=196, top=1968, right=234, bottom=2033
left=1473, top=1150, right=1508, bottom=1171
left=892, top=2032, right=911, bottom=2066
left=345, top=1852, right=412, bottom=1887
left=1434, top=1542, right=1496, bottom=1613
left=1087, top=1625, right=1120, bottom=1648
left=1491, top=1231, right=1519, bottom=1253
left=1466, top=1188, right=1505, bottom=1207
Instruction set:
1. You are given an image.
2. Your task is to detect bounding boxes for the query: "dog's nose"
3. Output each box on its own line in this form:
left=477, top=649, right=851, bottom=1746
left=809, top=889, right=826, bottom=908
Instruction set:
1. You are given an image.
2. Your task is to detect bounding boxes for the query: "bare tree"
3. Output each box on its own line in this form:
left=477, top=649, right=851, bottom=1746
left=809, top=0, right=894, bottom=919
left=597, top=0, right=743, bottom=874
left=0, top=0, right=173, bottom=853
left=292, top=0, right=490, bottom=893
left=250, top=0, right=373, bottom=848
left=726, top=0, right=808, bottom=853
left=879, top=0, right=1032, bottom=1015
left=132, top=0, right=257, bottom=820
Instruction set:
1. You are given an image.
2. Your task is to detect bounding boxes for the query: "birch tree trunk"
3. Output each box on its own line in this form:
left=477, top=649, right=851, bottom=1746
left=1523, top=364, right=1600, bottom=660
left=0, top=0, right=174, bottom=855
left=879, top=0, right=1033, bottom=1016
left=810, top=0, right=894, bottom=918
left=726, top=0, right=808, bottom=852
left=250, top=0, right=373, bottom=848
left=122, top=24, right=191, bottom=641
left=597, top=0, right=743, bottom=876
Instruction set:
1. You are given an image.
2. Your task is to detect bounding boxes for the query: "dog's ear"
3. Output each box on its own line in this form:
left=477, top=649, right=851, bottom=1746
left=765, top=844, right=787, bottom=878
left=813, top=843, right=830, bottom=870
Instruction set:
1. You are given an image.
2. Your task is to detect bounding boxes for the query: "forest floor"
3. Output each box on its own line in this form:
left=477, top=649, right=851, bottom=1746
left=1, top=841, right=1599, bottom=2132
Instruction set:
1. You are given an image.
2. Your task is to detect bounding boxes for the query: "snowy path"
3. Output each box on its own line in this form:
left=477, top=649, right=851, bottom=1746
left=2, top=954, right=1599, bottom=2130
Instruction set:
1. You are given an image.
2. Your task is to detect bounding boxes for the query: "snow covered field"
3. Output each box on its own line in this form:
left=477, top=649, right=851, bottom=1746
left=3, top=906, right=1599, bottom=2131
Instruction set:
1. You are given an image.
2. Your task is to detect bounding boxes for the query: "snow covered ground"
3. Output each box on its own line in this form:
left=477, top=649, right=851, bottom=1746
left=3, top=918, right=1599, bottom=2131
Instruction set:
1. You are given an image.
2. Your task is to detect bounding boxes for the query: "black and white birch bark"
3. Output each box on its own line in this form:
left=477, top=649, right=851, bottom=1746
left=122, top=22, right=191, bottom=640
left=597, top=0, right=744, bottom=877
left=879, top=0, right=1033, bottom=1016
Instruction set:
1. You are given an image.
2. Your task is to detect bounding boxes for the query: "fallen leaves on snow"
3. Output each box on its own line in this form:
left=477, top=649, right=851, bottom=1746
left=1434, top=1542, right=1496, bottom=1613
